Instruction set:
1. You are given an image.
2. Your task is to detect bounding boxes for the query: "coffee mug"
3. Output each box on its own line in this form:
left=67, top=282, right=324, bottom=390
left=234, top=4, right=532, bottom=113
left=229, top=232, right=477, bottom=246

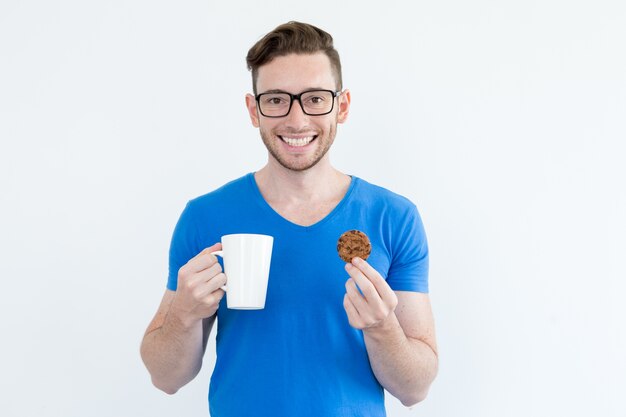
left=211, top=233, right=274, bottom=309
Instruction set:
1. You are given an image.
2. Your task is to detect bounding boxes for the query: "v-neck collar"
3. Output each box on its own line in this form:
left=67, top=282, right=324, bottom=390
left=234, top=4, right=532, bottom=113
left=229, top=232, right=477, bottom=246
left=246, top=172, right=358, bottom=231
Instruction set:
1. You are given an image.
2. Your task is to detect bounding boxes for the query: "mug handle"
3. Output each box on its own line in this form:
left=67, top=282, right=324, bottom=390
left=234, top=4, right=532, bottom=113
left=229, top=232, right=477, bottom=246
left=210, top=250, right=227, bottom=291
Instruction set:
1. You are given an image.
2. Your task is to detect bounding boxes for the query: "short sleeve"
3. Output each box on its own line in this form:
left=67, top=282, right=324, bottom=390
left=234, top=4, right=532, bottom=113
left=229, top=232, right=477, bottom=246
left=167, top=201, right=201, bottom=291
left=386, top=204, right=429, bottom=293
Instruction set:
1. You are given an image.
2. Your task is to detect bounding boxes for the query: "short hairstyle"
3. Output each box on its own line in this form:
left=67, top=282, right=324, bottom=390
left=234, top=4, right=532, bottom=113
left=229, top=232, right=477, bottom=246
left=246, top=21, right=343, bottom=95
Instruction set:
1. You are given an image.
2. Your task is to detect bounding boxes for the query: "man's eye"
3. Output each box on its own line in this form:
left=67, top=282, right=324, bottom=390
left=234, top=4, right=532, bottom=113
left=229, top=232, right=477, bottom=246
left=305, top=96, right=325, bottom=105
left=266, top=97, right=286, bottom=105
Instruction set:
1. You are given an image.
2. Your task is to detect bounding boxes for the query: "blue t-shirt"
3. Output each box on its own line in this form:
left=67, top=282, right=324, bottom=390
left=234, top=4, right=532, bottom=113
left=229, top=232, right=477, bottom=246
left=167, top=173, right=429, bottom=417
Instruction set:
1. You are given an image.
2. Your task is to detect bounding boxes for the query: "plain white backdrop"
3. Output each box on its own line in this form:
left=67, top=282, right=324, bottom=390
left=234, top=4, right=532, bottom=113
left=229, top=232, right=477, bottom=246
left=1, top=1, right=625, bottom=416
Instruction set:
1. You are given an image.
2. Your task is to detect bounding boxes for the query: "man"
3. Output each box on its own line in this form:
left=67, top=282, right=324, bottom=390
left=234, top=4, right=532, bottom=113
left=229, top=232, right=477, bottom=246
left=140, top=21, right=438, bottom=416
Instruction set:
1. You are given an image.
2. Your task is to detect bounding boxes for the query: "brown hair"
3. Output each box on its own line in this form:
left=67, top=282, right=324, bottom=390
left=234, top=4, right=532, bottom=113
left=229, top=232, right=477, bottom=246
left=246, top=21, right=342, bottom=94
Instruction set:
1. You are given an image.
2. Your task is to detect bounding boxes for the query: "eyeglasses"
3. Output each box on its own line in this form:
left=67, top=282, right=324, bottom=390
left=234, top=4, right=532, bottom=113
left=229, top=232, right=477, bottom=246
left=255, top=89, right=341, bottom=118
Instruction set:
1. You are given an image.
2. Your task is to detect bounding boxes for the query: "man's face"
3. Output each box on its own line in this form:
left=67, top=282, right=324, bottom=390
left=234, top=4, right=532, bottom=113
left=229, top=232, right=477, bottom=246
left=246, top=53, right=350, bottom=172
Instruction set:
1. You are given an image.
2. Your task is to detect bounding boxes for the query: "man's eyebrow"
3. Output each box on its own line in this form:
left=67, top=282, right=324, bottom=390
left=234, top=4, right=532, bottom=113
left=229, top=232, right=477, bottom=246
left=260, top=89, right=289, bottom=94
left=259, top=87, right=329, bottom=95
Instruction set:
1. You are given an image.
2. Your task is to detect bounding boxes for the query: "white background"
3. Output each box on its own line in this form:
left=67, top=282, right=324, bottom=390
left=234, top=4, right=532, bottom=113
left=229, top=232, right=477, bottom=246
left=1, top=1, right=625, bottom=416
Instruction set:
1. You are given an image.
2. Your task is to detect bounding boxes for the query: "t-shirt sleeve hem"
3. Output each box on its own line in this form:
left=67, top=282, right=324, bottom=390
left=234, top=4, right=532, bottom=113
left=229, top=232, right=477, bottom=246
left=388, top=281, right=429, bottom=293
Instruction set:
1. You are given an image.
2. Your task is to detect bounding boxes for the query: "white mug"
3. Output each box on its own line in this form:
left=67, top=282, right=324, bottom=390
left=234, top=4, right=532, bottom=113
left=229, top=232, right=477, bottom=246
left=211, top=233, right=274, bottom=309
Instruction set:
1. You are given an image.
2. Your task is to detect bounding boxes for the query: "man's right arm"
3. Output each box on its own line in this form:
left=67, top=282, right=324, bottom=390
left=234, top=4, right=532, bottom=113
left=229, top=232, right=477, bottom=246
left=140, top=243, right=226, bottom=394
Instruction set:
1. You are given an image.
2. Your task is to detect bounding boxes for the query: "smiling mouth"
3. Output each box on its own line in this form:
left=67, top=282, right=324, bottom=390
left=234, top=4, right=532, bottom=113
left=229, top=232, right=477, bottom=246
left=279, top=135, right=317, bottom=147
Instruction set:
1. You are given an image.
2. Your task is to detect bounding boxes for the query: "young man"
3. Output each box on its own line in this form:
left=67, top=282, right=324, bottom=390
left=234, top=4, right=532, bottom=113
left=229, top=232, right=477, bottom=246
left=141, top=21, right=438, bottom=416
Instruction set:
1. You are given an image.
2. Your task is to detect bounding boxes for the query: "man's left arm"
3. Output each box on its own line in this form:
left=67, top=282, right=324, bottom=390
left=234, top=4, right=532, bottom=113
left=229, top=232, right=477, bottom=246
left=343, top=257, right=438, bottom=406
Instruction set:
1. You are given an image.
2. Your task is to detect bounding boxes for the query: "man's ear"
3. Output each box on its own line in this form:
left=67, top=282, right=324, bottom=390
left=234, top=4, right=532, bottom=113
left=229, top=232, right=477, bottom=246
left=245, top=94, right=260, bottom=127
left=337, top=90, right=351, bottom=124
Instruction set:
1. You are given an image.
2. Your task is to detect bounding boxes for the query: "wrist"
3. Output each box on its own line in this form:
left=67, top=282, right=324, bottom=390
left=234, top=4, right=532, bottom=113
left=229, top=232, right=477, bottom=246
left=168, top=303, right=201, bottom=331
left=363, top=312, right=401, bottom=340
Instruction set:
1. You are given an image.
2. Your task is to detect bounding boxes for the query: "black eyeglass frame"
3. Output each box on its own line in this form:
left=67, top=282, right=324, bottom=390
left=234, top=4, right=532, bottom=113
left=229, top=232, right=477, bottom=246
left=255, top=89, right=342, bottom=118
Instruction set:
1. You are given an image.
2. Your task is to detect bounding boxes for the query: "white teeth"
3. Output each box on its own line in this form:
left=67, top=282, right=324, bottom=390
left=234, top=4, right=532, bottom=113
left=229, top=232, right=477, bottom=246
left=281, top=136, right=314, bottom=147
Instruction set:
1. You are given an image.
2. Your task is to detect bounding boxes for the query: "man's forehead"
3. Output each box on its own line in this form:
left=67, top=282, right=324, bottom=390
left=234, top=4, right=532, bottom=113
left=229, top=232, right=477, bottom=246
left=256, top=53, right=336, bottom=93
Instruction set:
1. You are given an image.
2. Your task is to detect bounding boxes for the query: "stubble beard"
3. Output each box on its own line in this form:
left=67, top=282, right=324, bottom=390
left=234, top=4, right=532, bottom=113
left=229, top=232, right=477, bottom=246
left=259, top=120, right=337, bottom=172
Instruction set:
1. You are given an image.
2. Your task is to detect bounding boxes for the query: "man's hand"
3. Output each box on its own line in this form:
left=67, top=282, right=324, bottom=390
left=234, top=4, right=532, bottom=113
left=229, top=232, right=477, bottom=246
left=343, top=257, right=398, bottom=330
left=170, top=243, right=227, bottom=327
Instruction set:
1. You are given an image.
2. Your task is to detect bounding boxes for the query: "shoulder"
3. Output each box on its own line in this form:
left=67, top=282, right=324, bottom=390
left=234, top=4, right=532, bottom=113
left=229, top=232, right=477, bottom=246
left=186, top=173, right=253, bottom=211
left=352, top=176, right=418, bottom=215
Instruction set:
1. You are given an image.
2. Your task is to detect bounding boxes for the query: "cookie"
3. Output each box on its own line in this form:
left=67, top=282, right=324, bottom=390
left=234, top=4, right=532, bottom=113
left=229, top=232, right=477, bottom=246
left=337, top=230, right=371, bottom=263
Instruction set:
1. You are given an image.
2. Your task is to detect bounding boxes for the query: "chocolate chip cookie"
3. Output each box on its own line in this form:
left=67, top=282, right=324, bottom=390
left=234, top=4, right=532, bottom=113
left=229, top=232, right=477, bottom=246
left=337, top=230, right=371, bottom=262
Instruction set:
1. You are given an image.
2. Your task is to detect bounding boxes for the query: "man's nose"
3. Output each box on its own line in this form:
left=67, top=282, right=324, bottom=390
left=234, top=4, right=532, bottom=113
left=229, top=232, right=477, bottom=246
left=285, top=98, right=308, bottom=125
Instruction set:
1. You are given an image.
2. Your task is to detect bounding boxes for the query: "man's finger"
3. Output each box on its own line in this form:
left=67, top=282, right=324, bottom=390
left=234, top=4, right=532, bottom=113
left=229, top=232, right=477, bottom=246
left=343, top=293, right=363, bottom=329
left=351, top=257, right=395, bottom=300
left=191, top=262, right=223, bottom=285
left=193, top=273, right=227, bottom=300
left=345, top=278, right=372, bottom=314
left=206, top=272, right=227, bottom=294
left=185, top=243, right=223, bottom=273
left=345, top=262, right=379, bottom=301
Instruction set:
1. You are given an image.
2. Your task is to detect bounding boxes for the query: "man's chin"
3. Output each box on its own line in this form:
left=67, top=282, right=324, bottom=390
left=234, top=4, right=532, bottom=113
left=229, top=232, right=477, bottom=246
left=276, top=158, right=317, bottom=172
left=265, top=150, right=319, bottom=172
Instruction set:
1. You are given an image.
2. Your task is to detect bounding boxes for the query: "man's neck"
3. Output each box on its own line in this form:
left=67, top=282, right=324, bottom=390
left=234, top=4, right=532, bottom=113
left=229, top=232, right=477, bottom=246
left=254, top=158, right=350, bottom=206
